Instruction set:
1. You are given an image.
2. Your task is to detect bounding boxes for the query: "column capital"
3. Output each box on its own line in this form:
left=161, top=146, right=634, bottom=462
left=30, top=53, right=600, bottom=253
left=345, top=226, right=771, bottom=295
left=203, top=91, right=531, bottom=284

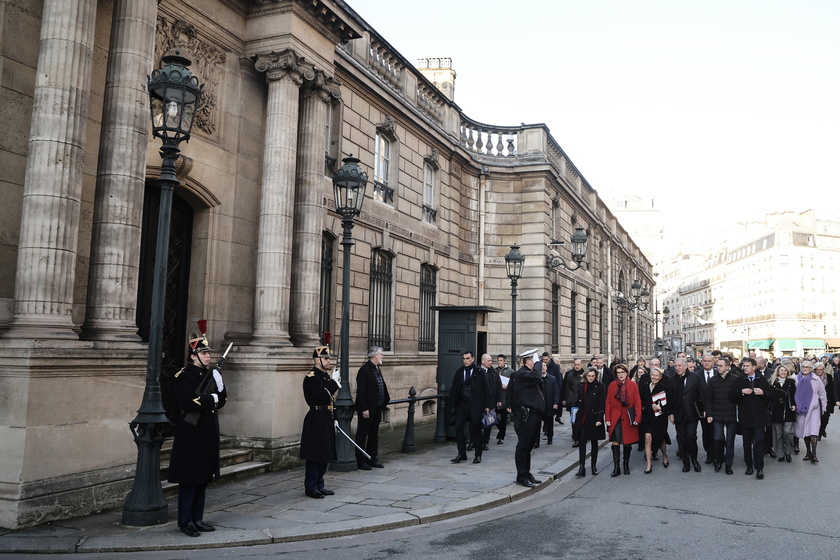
left=302, top=70, right=342, bottom=103
left=254, top=49, right=313, bottom=85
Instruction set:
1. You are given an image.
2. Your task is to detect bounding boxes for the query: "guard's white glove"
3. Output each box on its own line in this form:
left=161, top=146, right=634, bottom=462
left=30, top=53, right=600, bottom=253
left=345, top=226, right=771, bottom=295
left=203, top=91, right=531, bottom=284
left=213, top=369, right=224, bottom=391
left=331, top=368, right=341, bottom=388
left=334, top=420, right=339, bottom=428
left=212, top=393, right=219, bottom=404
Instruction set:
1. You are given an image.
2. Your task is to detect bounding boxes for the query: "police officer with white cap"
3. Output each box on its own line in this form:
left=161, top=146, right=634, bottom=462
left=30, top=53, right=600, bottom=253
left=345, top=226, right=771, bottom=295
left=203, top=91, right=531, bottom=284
left=506, top=348, right=546, bottom=487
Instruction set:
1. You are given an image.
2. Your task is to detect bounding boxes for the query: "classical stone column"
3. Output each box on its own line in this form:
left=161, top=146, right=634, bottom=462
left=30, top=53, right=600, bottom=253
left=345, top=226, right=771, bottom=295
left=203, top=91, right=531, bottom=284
left=289, top=73, right=340, bottom=347
left=251, top=50, right=312, bottom=347
left=82, top=0, right=157, bottom=341
left=4, top=0, right=98, bottom=340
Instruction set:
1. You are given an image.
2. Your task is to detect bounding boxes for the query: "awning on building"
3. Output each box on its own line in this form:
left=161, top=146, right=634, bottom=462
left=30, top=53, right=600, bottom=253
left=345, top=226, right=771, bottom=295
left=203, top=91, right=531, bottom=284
left=801, top=338, right=825, bottom=349
left=747, top=339, right=774, bottom=350
left=826, top=338, right=840, bottom=348
left=777, top=339, right=797, bottom=351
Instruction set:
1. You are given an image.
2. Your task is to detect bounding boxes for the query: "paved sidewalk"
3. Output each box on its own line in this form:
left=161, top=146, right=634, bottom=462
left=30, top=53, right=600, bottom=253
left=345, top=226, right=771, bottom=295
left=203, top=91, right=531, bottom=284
left=0, top=420, right=592, bottom=554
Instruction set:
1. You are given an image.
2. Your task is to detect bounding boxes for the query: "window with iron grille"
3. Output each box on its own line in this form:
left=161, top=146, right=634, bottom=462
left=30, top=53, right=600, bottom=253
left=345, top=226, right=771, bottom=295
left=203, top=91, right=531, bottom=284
left=368, top=250, right=393, bottom=351
left=571, top=291, right=578, bottom=354
left=551, top=284, right=560, bottom=354
left=419, top=265, right=436, bottom=351
left=373, top=132, right=394, bottom=203
left=318, top=234, right=334, bottom=344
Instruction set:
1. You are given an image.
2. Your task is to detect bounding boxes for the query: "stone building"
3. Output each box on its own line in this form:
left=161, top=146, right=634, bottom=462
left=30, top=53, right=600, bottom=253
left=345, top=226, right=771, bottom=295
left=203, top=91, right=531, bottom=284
left=0, top=0, right=652, bottom=528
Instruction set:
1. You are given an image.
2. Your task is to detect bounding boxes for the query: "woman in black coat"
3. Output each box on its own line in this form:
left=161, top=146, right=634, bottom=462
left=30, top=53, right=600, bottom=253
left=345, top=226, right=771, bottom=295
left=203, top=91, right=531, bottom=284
left=815, top=363, right=835, bottom=439
left=638, top=367, right=671, bottom=473
left=573, top=367, right=606, bottom=477
left=770, top=364, right=796, bottom=462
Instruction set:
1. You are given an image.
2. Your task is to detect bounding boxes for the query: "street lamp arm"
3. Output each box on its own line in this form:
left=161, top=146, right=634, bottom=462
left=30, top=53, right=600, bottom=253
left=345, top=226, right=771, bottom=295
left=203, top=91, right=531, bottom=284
left=545, top=254, right=584, bottom=271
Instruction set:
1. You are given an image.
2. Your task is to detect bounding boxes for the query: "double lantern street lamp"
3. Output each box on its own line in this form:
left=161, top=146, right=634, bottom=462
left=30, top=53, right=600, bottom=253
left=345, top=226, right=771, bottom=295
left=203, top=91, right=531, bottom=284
left=331, top=155, right=368, bottom=472
left=615, top=279, right=651, bottom=363
left=123, top=51, right=203, bottom=526
left=546, top=225, right=588, bottom=271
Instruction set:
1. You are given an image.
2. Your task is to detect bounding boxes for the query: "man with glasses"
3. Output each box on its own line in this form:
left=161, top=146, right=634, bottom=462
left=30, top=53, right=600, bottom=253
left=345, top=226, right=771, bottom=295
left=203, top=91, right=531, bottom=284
left=450, top=351, right=492, bottom=464
left=703, top=356, right=739, bottom=474
left=730, top=357, right=772, bottom=479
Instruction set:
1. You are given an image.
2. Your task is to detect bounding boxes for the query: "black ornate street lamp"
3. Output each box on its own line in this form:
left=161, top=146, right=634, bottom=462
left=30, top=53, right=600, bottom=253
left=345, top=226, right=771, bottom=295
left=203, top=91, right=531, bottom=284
left=505, top=245, right=524, bottom=362
left=546, top=225, right=588, bottom=270
left=616, top=279, right=650, bottom=311
left=122, top=50, right=203, bottom=526
left=331, top=155, right=368, bottom=472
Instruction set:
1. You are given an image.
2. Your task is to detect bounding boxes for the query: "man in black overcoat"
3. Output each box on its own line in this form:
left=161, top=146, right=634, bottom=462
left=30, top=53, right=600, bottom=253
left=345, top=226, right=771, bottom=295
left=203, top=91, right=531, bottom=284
left=354, top=346, right=390, bottom=470
left=669, top=357, right=703, bottom=473
left=507, top=349, right=546, bottom=487
left=450, top=350, right=493, bottom=464
left=167, top=331, right=227, bottom=537
left=300, top=345, right=341, bottom=498
left=730, top=357, right=772, bottom=479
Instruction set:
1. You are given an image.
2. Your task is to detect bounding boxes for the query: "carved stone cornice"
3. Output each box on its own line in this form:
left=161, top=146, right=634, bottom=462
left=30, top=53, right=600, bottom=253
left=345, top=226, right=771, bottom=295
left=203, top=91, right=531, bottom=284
left=248, top=0, right=361, bottom=43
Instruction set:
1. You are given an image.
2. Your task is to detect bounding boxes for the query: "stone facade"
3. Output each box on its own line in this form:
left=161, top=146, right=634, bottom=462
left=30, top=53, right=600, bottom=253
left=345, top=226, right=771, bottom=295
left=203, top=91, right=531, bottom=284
left=0, top=0, right=652, bottom=529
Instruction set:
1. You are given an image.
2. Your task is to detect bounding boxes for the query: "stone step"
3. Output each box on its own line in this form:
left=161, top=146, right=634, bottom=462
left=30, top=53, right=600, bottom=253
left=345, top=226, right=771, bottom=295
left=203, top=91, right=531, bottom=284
left=162, top=460, right=272, bottom=496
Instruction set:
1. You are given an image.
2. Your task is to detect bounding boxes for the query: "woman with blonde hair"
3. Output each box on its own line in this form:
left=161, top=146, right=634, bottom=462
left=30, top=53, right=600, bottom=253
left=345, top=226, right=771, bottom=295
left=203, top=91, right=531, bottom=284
left=769, top=365, right=796, bottom=463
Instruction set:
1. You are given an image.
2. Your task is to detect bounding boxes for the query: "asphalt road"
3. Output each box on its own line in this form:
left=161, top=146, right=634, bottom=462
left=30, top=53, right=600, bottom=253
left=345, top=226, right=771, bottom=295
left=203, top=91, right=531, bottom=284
left=8, top=432, right=838, bottom=560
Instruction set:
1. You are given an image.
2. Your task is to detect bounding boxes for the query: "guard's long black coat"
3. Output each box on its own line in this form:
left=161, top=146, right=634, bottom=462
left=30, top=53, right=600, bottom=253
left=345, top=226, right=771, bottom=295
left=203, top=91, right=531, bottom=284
left=300, top=367, right=340, bottom=463
left=167, top=363, right=227, bottom=485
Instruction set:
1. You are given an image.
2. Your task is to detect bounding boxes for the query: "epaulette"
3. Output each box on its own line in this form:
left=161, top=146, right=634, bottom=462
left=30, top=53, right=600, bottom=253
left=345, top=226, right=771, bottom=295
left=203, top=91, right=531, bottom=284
left=174, top=367, right=186, bottom=378
left=306, top=371, right=315, bottom=377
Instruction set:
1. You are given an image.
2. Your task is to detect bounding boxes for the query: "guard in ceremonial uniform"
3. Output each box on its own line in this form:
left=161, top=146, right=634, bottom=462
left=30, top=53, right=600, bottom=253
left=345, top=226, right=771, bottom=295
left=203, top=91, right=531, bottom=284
left=300, top=345, right=341, bottom=498
left=167, top=327, right=227, bottom=537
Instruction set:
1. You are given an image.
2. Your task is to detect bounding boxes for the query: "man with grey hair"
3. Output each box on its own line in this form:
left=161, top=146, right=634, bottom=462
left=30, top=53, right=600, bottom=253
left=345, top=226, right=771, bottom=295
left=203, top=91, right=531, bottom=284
left=670, top=357, right=703, bottom=472
left=354, top=346, right=390, bottom=470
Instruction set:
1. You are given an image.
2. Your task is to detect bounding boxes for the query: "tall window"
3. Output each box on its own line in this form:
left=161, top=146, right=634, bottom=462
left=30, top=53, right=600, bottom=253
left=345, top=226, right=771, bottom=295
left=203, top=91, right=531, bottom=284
left=368, top=250, right=393, bottom=351
left=318, top=234, right=334, bottom=344
left=570, top=291, right=578, bottom=354
left=600, top=303, right=606, bottom=355
left=422, top=162, right=437, bottom=223
left=373, top=132, right=393, bottom=203
left=586, top=297, right=592, bottom=354
left=419, top=265, right=437, bottom=351
left=551, top=284, right=560, bottom=353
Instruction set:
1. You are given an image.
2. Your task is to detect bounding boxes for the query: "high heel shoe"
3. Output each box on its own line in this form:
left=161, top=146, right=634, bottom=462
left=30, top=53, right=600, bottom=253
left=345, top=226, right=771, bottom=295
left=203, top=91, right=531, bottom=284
left=644, top=466, right=652, bottom=474
left=662, top=458, right=669, bottom=468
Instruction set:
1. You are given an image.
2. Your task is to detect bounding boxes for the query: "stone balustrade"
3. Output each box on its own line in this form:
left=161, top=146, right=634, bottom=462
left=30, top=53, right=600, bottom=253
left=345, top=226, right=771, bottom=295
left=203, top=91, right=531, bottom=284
left=459, top=116, right=520, bottom=157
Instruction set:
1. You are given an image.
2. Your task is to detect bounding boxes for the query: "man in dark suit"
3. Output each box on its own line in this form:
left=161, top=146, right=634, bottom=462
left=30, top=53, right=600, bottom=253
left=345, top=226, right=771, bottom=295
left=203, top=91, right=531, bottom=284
left=730, top=357, right=772, bottom=479
left=450, top=351, right=492, bottom=464
left=697, top=353, right=716, bottom=464
left=669, top=358, right=703, bottom=472
left=595, top=355, right=614, bottom=388
left=540, top=360, right=560, bottom=445
left=755, top=356, right=776, bottom=457
left=541, top=352, right=563, bottom=427
left=354, top=346, right=391, bottom=470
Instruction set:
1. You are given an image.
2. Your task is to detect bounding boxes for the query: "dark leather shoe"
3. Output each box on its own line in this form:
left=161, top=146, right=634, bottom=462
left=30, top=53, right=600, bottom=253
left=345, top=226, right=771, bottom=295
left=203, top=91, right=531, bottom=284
left=714, top=463, right=722, bottom=472
left=786, top=454, right=792, bottom=463
left=745, top=467, right=754, bottom=476
left=768, top=450, right=777, bottom=458
left=497, top=439, right=504, bottom=445
left=305, top=489, right=324, bottom=499
left=318, top=488, right=335, bottom=496
left=193, top=520, right=215, bottom=532
left=466, top=443, right=474, bottom=451
left=451, top=454, right=467, bottom=463
left=533, top=442, right=540, bottom=449
left=180, top=523, right=200, bottom=537
left=692, top=460, right=701, bottom=472
left=357, top=462, right=372, bottom=470
left=682, top=465, right=691, bottom=473
left=557, top=419, right=564, bottom=425
left=368, top=460, right=384, bottom=468
left=725, top=466, right=733, bottom=475
left=515, top=476, right=535, bottom=488
left=705, top=457, right=713, bottom=464
left=572, top=441, right=580, bottom=447
left=473, top=456, right=481, bottom=464
left=527, top=473, right=540, bottom=484
left=756, top=469, right=764, bottom=479
left=546, top=439, right=553, bottom=445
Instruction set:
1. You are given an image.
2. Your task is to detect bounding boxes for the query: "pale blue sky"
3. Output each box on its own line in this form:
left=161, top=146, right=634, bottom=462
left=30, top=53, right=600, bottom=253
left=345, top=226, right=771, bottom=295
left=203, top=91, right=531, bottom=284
left=346, top=0, right=838, bottom=243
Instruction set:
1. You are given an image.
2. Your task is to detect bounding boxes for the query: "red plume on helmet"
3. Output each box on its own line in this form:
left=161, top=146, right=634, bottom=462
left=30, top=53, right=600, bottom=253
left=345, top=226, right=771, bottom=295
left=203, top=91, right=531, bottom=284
left=189, top=320, right=212, bottom=354
left=197, top=319, right=207, bottom=335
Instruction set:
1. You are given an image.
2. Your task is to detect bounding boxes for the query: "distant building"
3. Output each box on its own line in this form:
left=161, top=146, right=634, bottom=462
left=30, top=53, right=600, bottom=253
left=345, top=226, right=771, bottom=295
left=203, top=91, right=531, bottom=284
left=662, top=210, right=840, bottom=358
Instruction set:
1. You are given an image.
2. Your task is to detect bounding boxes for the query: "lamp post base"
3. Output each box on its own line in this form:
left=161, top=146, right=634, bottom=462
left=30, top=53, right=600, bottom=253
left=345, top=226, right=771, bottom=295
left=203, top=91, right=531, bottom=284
left=122, top=421, right=168, bottom=526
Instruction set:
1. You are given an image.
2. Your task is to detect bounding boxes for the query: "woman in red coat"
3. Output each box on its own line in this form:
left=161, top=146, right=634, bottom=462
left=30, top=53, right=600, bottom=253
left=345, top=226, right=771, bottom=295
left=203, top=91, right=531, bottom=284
left=605, top=363, right=642, bottom=477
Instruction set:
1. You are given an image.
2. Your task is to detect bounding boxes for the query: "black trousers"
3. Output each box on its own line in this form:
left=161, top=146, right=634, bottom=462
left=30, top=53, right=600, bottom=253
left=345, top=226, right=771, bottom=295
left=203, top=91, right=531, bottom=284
left=742, top=426, right=765, bottom=470
left=485, top=409, right=509, bottom=443
left=355, top=407, right=382, bottom=463
left=542, top=409, right=555, bottom=441
left=514, top=412, right=542, bottom=476
left=675, top=419, right=699, bottom=465
left=699, top=416, right=714, bottom=459
left=177, top=482, right=208, bottom=526
left=454, top=401, right=483, bottom=457
left=304, top=460, right=328, bottom=493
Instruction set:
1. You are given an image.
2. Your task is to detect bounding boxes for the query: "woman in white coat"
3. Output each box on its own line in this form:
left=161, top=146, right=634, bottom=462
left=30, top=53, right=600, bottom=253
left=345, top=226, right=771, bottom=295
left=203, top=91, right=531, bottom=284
left=794, top=361, right=827, bottom=463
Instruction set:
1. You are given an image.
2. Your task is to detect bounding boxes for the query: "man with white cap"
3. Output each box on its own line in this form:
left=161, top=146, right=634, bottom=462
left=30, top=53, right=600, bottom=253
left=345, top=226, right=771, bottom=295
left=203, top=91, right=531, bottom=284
left=506, top=348, right=546, bottom=487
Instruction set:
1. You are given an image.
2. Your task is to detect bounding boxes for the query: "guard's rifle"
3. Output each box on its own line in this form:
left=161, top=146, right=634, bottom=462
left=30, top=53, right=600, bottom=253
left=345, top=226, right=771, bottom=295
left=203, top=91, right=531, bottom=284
left=184, top=342, right=233, bottom=426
